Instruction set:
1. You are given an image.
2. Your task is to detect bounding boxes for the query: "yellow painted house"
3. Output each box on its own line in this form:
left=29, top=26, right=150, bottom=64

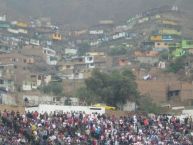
left=150, top=35, right=162, bottom=41
left=160, top=19, right=178, bottom=26
left=52, top=33, right=62, bottom=41
left=16, top=22, right=29, bottom=28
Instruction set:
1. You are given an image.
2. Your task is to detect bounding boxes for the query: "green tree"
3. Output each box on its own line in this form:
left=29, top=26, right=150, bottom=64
left=160, top=50, right=169, bottom=60
left=138, top=96, right=161, bottom=114
left=77, top=69, right=140, bottom=107
left=167, top=56, right=186, bottom=73
left=76, top=87, right=98, bottom=105
left=40, top=82, right=64, bottom=96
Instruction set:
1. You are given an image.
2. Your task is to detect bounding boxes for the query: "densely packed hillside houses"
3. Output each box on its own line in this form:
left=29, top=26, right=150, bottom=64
left=0, top=5, right=193, bottom=113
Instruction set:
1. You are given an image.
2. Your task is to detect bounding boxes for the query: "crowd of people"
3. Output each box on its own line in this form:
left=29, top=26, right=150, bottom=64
left=0, top=109, right=193, bottom=145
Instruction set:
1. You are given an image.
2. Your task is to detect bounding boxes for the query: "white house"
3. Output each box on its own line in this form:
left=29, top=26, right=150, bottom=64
left=30, top=39, right=40, bottom=46
left=7, top=28, right=19, bottom=34
left=88, top=63, right=95, bottom=69
left=44, top=75, right=52, bottom=85
left=18, top=29, right=28, bottom=34
left=22, top=81, right=32, bottom=91
left=0, top=90, right=16, bottom=105
left=0, top=14, right=6, bottom=21
left=112, top=32, right=126, bottom=40
left=43, top=47, right=58, bottom=65
left=85, top=56, right=94, bottom=64
left=23, top=81, right=38, bottom=91
left=65, top=48, right=77, bottom=56
left=90, top=41, right=100, bottom=46
left=89, top=30, right=104, bottom=35
left=23, top=95, right=56, bottom=106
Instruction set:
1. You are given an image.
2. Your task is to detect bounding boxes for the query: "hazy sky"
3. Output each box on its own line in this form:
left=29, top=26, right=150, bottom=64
left=0, top=0, right=192, bottom=28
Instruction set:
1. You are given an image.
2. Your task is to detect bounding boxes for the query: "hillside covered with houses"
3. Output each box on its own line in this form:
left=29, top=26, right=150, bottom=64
left=0, top=6, right=193, bottom=111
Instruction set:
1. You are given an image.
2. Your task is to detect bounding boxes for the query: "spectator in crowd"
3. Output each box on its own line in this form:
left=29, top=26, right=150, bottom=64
left=0, top=109, right=193, bottom=145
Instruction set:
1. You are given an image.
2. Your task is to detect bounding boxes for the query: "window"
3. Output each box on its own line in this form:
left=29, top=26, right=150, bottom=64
left=32, top=83, right=36, bottom=86
left=0, top=79, right=4, bottom=84
left=121, top=59, right=125, bottom=62
left=23, top=59, right=27, bottom=63
left=0, top=96, right=2, bottom=104
left=29, top=58, right=33, bottom=64
left=167, top=90, right=180, bottom=101
left=7, top=80, right=12, bottom=84
left=31, top=75, right=36, bottom=80
left=11, top=58, right=16, bottom=62
left=191, top=99, right=193, bottom=106
left=38, top=75, right=42, bottom=80
left=90, top=63, right=94, bottom=66
left=75, top=72, right=79, bottom=75
left=88, top=57, right=93, bottom=61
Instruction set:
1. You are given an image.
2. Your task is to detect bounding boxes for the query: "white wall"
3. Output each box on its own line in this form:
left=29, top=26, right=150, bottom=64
left=31, top=83, right=38, bottom=89
left=122, top=101, right=136, bottom=111
left=0, top=94, right=16, bottom=105
left=44, top=75, right=52, bottom=84
left=112, top=32, right=126, bottom=40
left=43, top=48, right=56, bottom=56
left=182, top=110, right=193, bottom=118
left=7, top=28, right=19, bottom=34
left=23, top=95, right=55, bottom=105
left=115, top=25, right=129, bottom=32
left=90, top=41, right=100, bottom=46
left=26, top=104, right=105, bottom=114
left=37, top=79, right=42, bottom=86
left=0, top=15, right=6, bottom=21
left=22, top=84, right=32, bottom=91
left=47, top=56, right=57, bottom=65
left=25, top=107, right=39, bottom=112
left=89, top=30, right=104, bottom=35
left=30, top=39, right=40, bottom=46
left=65, top=48, right=77, bottom=55
left=88, top=63, right=95, bottom=69
left=18, top=29, right=28, bottom=34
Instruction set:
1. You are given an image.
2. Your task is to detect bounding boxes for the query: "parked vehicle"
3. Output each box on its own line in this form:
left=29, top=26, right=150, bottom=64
left=92, top=103, right=116, bottom=110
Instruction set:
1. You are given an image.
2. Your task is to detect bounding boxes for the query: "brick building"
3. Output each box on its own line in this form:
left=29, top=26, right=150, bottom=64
left=137, top=80, right=193, bottom=106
